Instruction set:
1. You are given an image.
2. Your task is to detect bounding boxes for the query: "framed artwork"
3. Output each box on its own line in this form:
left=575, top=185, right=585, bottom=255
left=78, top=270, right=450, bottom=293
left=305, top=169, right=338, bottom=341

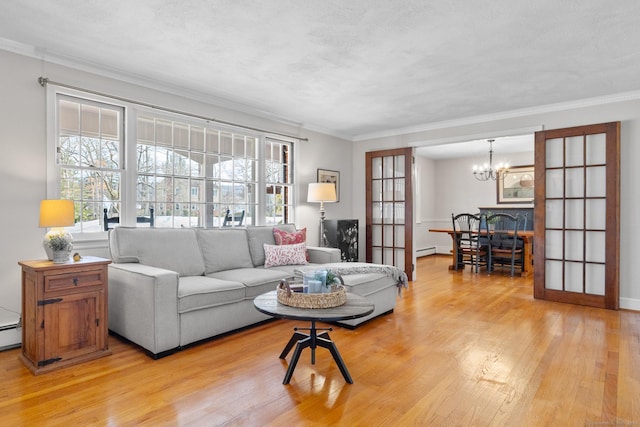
left=497, top=165, right=534, bottom=204
left=317, top=168, right=340, bottom=202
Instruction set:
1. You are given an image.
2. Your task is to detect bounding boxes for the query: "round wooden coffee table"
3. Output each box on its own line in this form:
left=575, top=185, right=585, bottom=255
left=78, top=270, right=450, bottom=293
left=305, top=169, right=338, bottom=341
left=254, top=290, right=374, bottom=384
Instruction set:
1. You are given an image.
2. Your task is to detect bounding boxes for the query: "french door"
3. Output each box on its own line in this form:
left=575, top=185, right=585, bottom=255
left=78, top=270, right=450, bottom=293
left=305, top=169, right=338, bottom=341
left=365, top=148, right=414, bottom=280
left=533, top=122, right=620, bottom=309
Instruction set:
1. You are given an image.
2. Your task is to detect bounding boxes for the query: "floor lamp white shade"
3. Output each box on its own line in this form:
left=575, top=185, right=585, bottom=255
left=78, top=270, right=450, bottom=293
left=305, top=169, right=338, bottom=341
left=307, top=183, right=337, bottom=246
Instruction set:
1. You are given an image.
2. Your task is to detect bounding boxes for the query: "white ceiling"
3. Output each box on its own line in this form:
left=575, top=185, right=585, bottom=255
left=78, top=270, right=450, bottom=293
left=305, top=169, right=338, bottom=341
left=2, top=0, right=640, bottom=142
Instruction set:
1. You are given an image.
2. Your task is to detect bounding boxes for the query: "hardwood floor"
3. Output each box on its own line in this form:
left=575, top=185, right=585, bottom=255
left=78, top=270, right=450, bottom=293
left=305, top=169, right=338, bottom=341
left=1, top=255, right=639, bottom=426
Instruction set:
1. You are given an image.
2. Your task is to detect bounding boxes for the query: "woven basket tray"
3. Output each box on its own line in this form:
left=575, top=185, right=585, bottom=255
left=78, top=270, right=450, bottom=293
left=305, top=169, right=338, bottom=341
left=277, top=278, right=346, bottom=309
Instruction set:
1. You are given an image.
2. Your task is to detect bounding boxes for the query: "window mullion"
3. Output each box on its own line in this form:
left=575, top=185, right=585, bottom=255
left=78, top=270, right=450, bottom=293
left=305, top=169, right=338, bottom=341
left=123, top=108, right=138, bottom=226
left=257, top=136, right=266, bottom=226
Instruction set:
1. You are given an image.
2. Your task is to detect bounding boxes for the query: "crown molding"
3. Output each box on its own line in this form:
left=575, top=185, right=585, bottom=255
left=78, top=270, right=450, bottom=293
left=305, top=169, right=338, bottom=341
left=353, top=90, right=640, bottom=142
left=296, top=122, right=353, bottom=141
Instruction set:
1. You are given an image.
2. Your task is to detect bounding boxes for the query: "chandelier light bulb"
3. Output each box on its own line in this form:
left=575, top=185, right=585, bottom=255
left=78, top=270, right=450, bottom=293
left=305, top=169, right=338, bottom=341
left=472, top=139, right=509, bottom=182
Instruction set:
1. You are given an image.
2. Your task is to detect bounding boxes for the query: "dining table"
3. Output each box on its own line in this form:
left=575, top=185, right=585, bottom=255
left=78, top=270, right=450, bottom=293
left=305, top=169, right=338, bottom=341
left=428, top=228, right=534, bottom=277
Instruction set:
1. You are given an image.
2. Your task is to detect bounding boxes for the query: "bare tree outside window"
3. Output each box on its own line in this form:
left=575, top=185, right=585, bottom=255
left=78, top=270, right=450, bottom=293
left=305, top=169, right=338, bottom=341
left=136, top=117, right=269, bottom=228
left=54, top=95, right=294, bottom=232
left=57, top=97, right=123, bottom=232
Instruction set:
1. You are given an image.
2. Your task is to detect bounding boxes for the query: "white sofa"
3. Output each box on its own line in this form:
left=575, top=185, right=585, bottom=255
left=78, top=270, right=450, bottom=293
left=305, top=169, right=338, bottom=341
left=107, top=225, right=401, bottom=358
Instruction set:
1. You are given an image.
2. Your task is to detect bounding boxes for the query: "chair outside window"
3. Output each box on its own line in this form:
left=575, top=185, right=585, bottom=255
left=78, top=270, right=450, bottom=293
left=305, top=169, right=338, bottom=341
left=487, top=213, right=524, bottom=276
left=103, top=207, right=154, bottom=231
left=222, top=209, right=245, bottom=227
left=451, top=213, right=489, bottom=273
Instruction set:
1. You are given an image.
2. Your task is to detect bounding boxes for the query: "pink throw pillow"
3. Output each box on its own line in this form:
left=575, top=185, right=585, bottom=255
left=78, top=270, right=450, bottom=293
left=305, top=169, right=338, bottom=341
left=273, top=227, right=310, bottom=262
left=263, top=243, right=308, bottom=268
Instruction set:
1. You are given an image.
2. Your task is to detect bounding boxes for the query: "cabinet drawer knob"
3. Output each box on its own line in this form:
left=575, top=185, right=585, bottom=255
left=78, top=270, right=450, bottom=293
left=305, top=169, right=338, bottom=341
left=73, top=278, right=79, bottom=286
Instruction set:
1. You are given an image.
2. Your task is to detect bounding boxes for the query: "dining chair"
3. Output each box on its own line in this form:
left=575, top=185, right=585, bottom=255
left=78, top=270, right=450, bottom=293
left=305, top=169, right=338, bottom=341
left=222, top=209, right=245, bottom=227
left=486, top=213, right=524, bottom=276
left=451, top=213, right=489, bottom=273
left=103, top=207, right=155, bottom=231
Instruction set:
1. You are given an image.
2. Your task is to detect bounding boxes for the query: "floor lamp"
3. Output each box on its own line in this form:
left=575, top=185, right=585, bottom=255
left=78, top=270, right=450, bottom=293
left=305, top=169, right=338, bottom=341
left=307, top=183, right=337, bottom=247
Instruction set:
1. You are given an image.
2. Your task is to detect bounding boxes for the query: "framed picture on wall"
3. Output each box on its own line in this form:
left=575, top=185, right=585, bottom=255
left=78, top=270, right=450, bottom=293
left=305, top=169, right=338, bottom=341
left=317, top=168, right=340, bottom=202
left=497, top=165, right=534, bottom=204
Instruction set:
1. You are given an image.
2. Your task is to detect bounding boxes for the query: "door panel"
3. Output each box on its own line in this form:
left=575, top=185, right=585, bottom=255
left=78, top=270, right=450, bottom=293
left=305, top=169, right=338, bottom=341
left=366, top=148, right=414, bottom=279
left=44, top=291, right=102, bottom=361
left=534, top=122, right=620, bottom=309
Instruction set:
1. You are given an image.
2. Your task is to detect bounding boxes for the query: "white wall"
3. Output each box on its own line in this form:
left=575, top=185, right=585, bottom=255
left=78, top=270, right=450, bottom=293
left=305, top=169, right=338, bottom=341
left=433, top=151, right=533, bottom=217
left=293, top=129, right=354, bottom=245
left=414, top=154, right=436, bottom=253
left=0, top=49, right=352, bottom=315
left=353, top=100, right=640, bottom=310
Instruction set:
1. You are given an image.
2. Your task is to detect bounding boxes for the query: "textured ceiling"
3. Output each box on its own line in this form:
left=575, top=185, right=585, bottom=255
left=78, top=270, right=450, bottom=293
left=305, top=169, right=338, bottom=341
left=2, top=0, right=640, bottom=140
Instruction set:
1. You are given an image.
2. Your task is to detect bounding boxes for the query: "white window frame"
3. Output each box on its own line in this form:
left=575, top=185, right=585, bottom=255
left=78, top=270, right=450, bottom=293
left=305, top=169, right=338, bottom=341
left=46, top=85, right=296, bottom=240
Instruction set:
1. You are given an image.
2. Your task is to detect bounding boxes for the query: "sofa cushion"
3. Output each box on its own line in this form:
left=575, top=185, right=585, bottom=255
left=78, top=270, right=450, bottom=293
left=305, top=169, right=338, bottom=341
left=208, top=268, right=291, bottom=298
left=109, top=227, right=205, bottom=277
left=246, top=224, right=296, bottom=266
left=178, top=276, right=245, bottom=313
left=273, top=227, right=310, bottom=262
left=196, top=229, right=254, bottom=273
left=264, top=243, right=308, bottom=268
left=339, top=273, right=398, bottom=297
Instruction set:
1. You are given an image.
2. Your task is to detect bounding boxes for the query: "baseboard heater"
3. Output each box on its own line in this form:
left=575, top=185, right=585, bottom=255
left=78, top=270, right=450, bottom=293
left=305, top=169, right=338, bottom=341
left=0, top=308, right=21, bottom=351
left=416, top=246, right=436, bottom=257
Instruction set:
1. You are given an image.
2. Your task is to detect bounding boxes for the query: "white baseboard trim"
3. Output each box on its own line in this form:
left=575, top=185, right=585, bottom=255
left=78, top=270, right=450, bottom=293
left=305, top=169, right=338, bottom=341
left=620, top=297, right=640, bottom=311
left=0, top=327, right=21, bottom=351
left=0, top=307, right=21, bottom=351
left=435, top=246, right=452, bottom=255
left=416, top=247, right=436, bottom=257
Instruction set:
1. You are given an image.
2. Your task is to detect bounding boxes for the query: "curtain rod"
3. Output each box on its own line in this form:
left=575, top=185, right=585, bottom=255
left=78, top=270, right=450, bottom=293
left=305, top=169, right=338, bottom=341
left=38, top=77, right=309, bottom=142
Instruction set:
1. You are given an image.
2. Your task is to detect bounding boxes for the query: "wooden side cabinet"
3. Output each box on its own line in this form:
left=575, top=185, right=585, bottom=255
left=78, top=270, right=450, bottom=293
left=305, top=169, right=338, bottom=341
left=18, top=256, right=112, bottom=375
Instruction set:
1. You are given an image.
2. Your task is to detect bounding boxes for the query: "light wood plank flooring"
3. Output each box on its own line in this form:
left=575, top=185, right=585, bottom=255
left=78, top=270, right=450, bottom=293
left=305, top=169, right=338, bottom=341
left=1, top=255, right=639, bottom=426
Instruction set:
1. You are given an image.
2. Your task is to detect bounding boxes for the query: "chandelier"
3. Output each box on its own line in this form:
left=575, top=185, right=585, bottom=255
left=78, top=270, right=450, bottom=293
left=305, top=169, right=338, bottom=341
left=473, top=139, right=509, bottom=181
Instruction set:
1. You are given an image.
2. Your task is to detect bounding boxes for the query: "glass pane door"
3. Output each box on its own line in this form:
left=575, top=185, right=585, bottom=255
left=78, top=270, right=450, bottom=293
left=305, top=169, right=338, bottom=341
left=534, top=122, right=620, bottom=309
left=366, top=148, right=413, bottom=279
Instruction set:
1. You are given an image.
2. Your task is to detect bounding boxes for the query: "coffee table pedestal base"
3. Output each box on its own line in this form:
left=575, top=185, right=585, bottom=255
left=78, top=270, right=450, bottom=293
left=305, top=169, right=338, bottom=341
left=279, top=320, right=352, bottom=384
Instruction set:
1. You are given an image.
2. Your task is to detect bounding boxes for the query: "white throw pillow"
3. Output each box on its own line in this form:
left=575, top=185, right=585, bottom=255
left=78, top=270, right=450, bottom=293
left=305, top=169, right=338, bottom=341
left=263, top=242, right=308, bottom=268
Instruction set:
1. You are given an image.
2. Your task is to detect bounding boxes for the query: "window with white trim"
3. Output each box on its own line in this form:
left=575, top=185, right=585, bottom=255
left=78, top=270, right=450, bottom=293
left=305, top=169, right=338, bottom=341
left=51, top=91, right=294, bottom=233
left=57, top=95, right=124, bottom=233
left=136, top=115, right=260, bottom=227
left=265, top=138, right=293, bottom=225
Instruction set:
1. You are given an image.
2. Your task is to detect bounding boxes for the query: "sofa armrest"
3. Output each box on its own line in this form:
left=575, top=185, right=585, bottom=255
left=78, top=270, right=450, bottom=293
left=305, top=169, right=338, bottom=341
left=108, top=263, right=180, bottom=356
left=307, top=246, right=341, bottom=264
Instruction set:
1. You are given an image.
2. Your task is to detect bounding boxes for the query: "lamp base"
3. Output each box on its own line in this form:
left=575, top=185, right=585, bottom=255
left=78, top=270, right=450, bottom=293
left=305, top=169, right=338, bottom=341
left=319, top=205, right=328, bottom=247
left=42, top=229, right=73, bottom=261
left=319, top=218, right=327, bottom=247
left=51, top=250, right=72, bottom=264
